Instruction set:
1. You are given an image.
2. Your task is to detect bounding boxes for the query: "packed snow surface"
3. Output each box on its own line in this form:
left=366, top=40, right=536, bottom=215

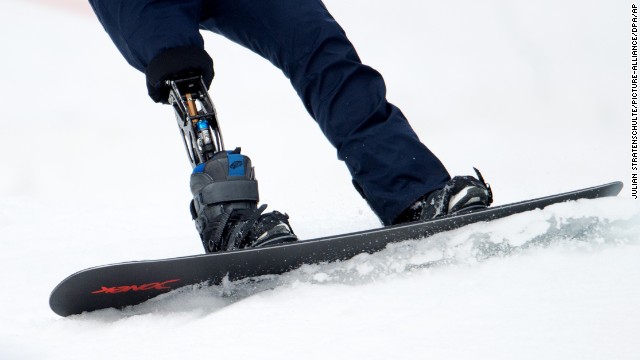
left=1, top=1, right=638, bottom=359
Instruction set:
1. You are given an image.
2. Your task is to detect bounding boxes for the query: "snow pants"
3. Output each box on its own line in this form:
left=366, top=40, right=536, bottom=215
left=90, top=0, right=451, bottom=225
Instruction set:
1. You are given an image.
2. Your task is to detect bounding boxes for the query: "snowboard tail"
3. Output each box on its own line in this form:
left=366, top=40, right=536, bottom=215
left=50, top=181, right=623, bottom=316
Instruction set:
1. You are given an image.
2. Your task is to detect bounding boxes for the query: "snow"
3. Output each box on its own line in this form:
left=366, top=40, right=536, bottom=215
left=0, top=0, right=638, bottom=359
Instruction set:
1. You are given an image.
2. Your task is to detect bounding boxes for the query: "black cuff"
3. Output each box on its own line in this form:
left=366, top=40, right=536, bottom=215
left=145, top=46, right=214, bottom=103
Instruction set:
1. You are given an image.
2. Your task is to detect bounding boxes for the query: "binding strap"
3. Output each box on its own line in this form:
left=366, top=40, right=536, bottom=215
left=196, top=179, right=259, bottom=206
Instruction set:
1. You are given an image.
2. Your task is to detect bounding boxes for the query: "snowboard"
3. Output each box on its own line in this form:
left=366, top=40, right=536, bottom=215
left=50, top=181, right=623, bottom=316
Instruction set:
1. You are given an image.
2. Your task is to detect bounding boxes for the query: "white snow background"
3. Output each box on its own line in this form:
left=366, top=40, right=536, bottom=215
left=1, top=0, right=639, bottom=359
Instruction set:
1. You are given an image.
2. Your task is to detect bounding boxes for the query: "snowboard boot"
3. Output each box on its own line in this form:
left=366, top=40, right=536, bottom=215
left=393, top=168, right=493, bottom=224
left=189, top=148, right=297, bottom=253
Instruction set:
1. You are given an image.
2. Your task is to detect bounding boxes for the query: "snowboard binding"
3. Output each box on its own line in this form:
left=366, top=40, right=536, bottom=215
left=167, top=77, right=297, bottom=253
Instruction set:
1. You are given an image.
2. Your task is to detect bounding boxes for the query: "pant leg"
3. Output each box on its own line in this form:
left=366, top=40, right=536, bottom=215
left=200, top=0, right=450, bottom=225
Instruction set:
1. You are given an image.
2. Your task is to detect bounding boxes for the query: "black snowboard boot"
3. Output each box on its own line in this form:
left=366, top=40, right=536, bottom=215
left=394, top=168, right=493, bottom=224
left=190, top=148, right=297, bottom=253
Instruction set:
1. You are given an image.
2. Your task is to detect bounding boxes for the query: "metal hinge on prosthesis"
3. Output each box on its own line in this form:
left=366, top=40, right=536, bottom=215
left=167, top=76, right=225, bottom=168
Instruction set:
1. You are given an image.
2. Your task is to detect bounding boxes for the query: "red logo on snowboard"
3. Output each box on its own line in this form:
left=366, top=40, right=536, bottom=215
left=91, top=279, right=181, bottom=294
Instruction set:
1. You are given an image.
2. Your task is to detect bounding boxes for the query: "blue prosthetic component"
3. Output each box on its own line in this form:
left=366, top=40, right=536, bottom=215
left=197, top=120, right=209, bottom=130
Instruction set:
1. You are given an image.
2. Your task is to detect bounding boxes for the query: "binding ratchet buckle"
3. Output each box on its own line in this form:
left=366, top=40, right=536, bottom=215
left=167, top=77, right=225, bottom=168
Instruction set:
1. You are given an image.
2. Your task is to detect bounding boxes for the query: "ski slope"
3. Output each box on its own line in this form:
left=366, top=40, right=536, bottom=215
left=1, top=0, right=638, bottom=359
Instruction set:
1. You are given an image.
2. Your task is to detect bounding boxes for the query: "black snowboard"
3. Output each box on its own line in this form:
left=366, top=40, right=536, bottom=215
left=50, top=181, right=623, bottom=316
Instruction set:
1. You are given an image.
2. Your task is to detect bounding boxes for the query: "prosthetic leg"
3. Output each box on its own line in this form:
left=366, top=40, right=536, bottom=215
left=168, top=77, right=296, bottom=253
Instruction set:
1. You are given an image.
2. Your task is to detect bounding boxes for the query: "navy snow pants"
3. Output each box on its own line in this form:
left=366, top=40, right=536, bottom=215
left=90, top=0, right=451, bottom=225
